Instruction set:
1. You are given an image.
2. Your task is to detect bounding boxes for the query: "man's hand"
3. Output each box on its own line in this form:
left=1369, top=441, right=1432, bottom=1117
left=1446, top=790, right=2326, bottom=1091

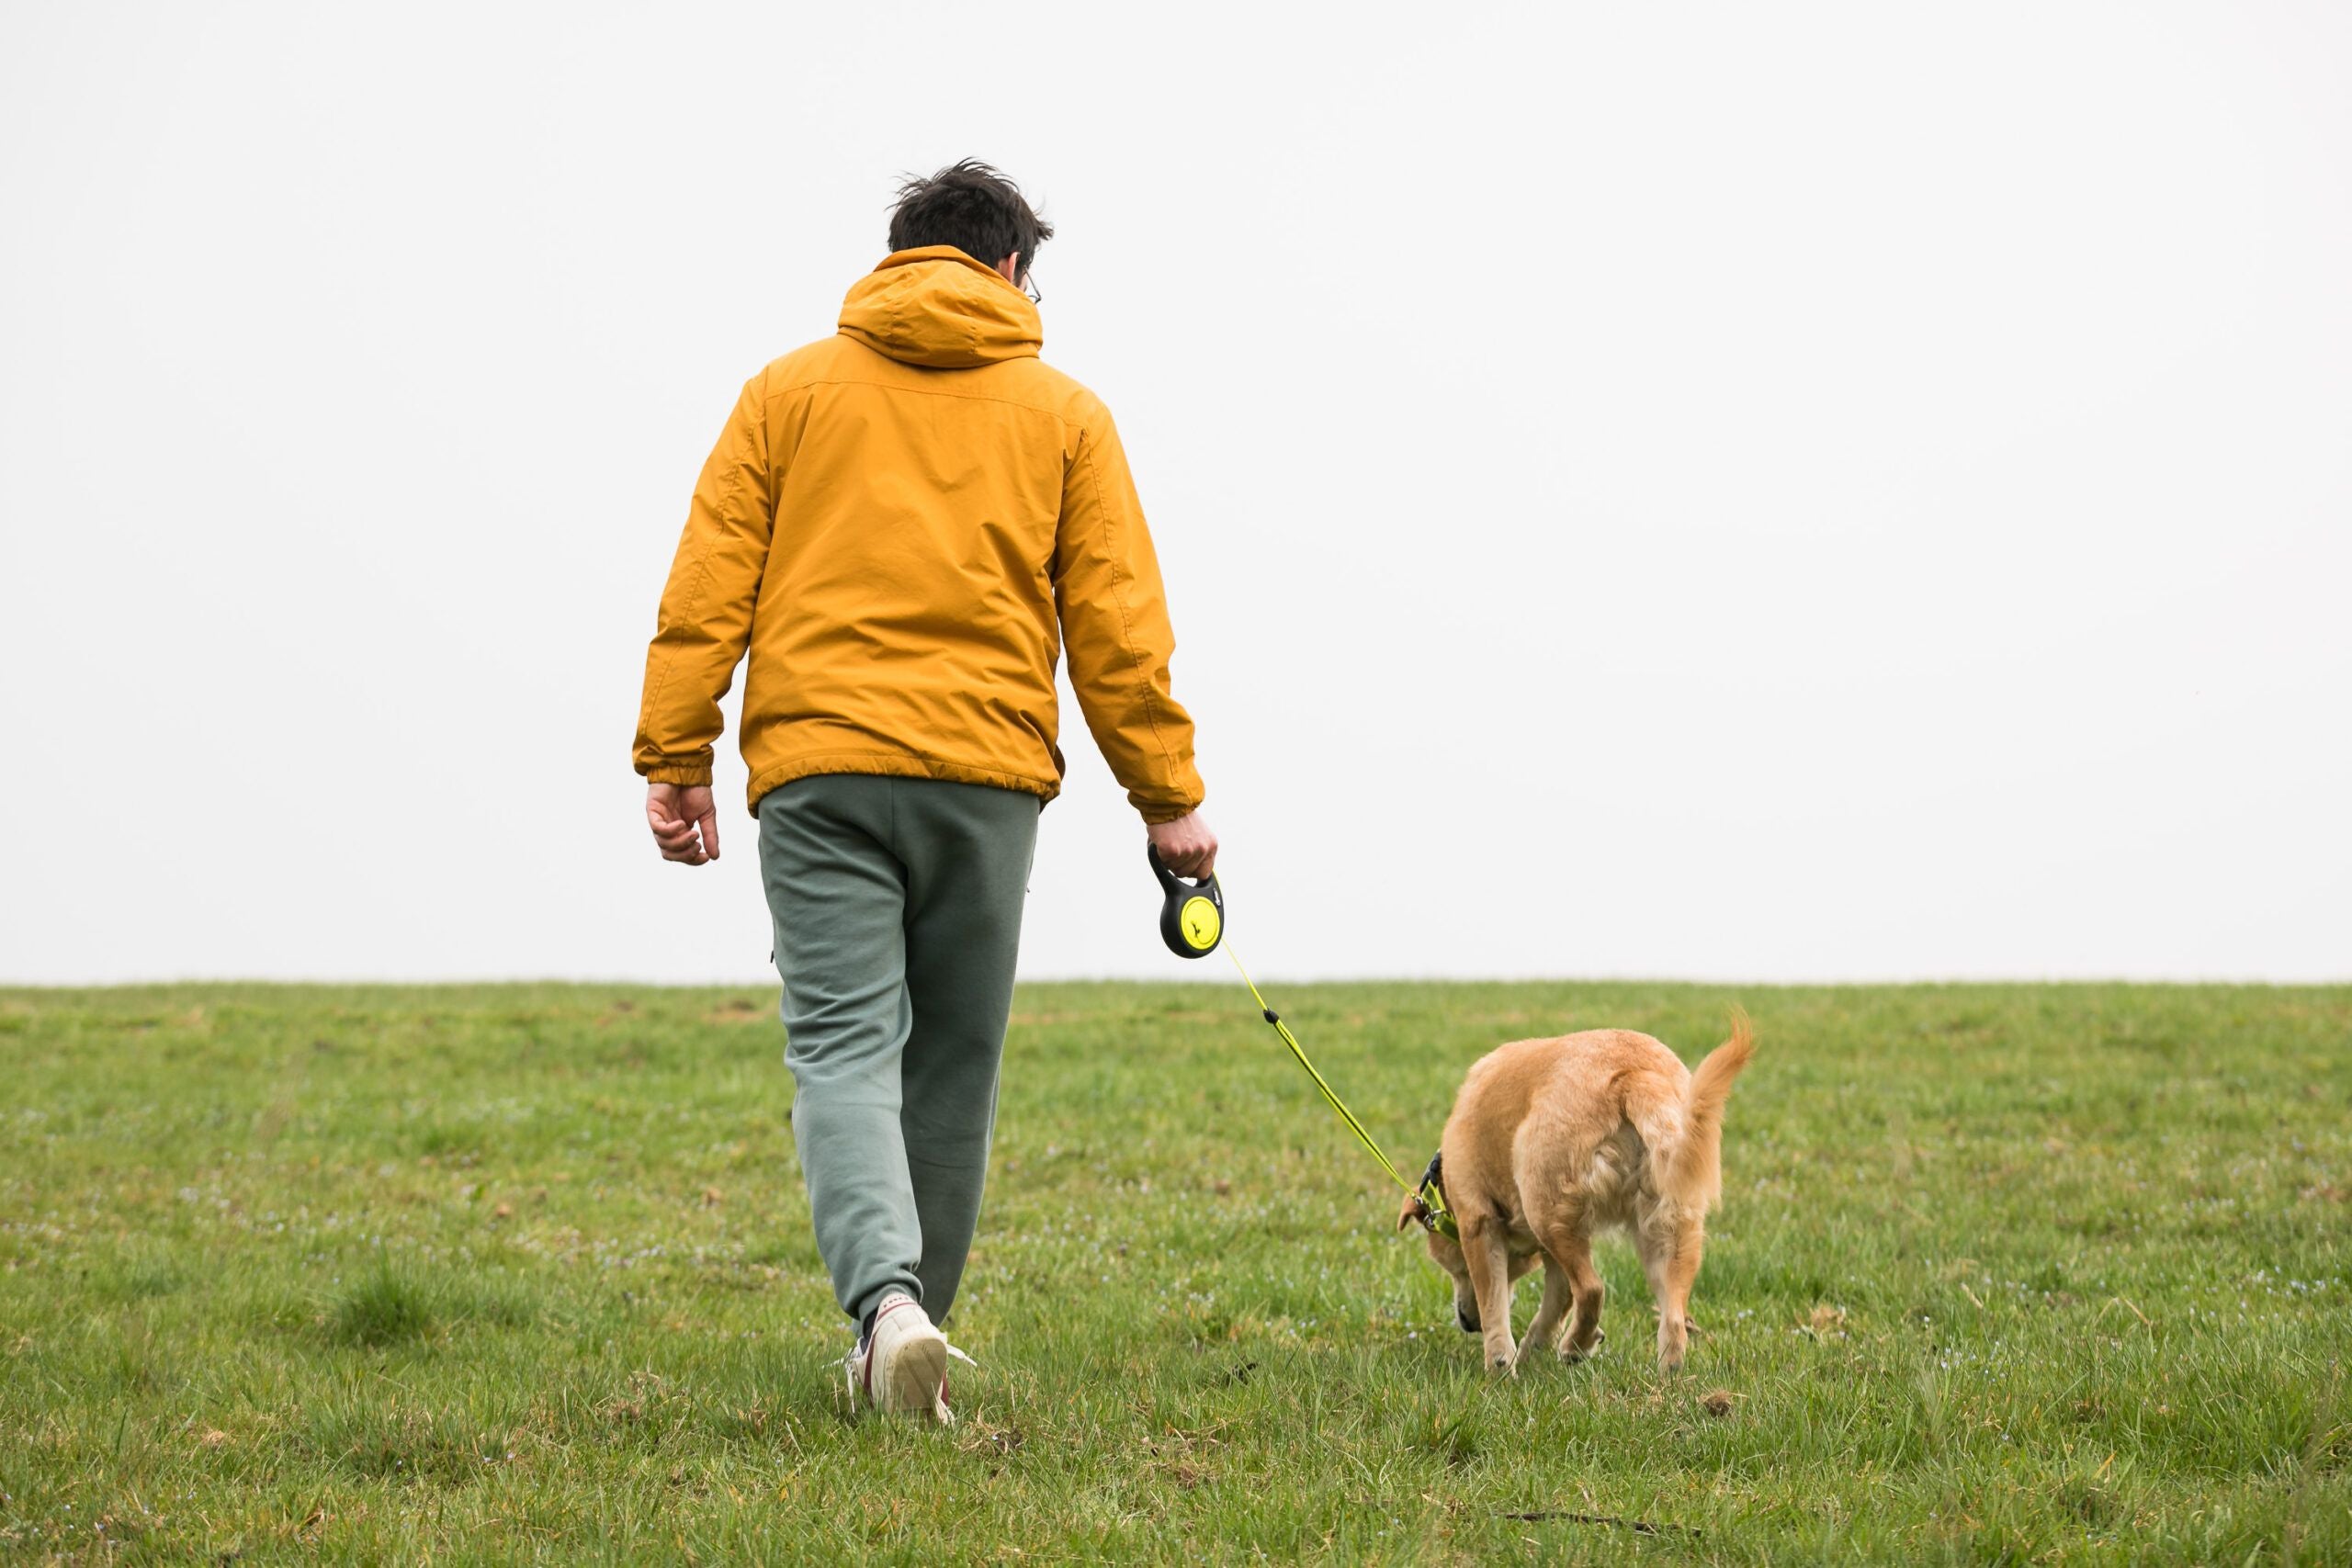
left=1147, top=810, right=1217, bottom=880
left=647, top=782, right=721, bottom=865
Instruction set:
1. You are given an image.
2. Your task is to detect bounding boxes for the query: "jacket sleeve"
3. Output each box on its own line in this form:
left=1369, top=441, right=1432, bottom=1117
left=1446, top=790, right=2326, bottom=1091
left=632, top=376, right=776, bottom=788
left=1053, top=407, right=1206, bottom=823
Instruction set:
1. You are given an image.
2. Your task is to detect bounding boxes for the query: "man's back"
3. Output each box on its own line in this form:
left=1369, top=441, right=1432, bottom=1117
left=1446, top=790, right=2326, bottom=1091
left=634, top=244, right=1204, bottom=824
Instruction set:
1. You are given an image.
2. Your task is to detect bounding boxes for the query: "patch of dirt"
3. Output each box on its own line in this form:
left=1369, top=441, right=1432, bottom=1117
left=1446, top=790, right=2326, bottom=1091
left=1141, top=1416, right=1230, bottom=1488
left=960, top=1421, right=1024, bottom=1460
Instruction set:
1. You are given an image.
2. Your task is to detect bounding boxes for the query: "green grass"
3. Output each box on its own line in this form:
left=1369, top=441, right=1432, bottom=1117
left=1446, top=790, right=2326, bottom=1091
left=1, top=981, right=2346, bottom=1563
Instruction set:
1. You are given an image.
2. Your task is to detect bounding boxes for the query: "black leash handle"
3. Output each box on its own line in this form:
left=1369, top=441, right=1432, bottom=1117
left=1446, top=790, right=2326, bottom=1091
left=1148, top=843, right=1225, bottom=958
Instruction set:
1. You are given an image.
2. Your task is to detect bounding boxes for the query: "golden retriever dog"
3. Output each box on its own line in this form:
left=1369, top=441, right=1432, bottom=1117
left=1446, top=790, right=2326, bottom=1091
left=1400, top=1010, right=1754, bottom=1375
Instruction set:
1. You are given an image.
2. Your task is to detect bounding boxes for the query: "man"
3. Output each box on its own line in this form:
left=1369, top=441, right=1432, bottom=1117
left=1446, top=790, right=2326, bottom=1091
left=633, top=160, right=1215, bottom=1424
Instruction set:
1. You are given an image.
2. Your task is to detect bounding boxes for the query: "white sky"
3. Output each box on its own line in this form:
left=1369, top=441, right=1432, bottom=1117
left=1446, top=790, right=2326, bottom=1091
left=3, top=1, right=2346, bottom=986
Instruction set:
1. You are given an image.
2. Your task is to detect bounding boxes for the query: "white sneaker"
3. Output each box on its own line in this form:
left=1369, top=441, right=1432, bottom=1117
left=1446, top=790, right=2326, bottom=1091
left=843, top=1292, right=973, bottom=1425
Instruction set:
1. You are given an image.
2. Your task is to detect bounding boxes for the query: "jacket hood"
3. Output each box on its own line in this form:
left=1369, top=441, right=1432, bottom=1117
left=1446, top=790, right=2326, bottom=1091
left=837, top=246, right=1043, bottom=368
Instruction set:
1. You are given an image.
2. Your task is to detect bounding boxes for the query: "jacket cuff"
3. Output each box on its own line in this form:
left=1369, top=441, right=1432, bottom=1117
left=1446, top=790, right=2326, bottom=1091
left=1136, top=795, right=1203, bottom=827
left=639, top=762, right=715, bottom=787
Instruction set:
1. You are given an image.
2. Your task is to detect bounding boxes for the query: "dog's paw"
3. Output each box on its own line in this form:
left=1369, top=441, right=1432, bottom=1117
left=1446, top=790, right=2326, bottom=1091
left=1657, top=1318, right=1690, bottom=1374
left=1557, top=1326, right=1605, bottom=1364
left=1486, top=1352, right=1516, bottom=1378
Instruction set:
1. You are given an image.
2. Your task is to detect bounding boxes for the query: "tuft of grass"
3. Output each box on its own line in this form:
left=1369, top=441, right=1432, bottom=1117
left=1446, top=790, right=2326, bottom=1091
left=0, top=979, right=2346, bottom=1562
left=322, top=1262, right=540, bottom=1349
left=328, top=1263, right=439, bottom=1348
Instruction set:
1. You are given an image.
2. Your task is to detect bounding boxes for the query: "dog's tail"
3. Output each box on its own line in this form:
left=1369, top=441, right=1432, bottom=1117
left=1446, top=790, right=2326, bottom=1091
left=1660, top=1007, right=1756, bottom=1212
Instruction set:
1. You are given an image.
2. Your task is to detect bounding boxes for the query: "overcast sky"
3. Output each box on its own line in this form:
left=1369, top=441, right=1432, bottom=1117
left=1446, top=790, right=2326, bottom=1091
left=3, top=1, right=2346, bottom=986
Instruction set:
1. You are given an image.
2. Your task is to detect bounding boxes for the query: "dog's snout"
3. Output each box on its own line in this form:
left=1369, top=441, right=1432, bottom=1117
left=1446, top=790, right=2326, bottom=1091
left=1455, top=1307, right=1478, bottom=1334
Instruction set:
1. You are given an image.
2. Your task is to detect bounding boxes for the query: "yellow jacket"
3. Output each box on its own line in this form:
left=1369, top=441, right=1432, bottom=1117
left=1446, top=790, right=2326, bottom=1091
left=633, top=246, right=1206, bottom=821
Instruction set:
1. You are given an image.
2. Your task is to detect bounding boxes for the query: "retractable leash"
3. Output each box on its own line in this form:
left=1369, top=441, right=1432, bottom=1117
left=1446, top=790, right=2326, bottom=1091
left=1149, top=844, right=1226, bottom=958
left=1147, top=846, right=1456, bottom=1238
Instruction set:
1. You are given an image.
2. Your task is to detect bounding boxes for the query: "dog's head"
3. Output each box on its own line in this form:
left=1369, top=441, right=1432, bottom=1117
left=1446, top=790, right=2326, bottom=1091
left=1398, top=1191, right=1541, bottom=1333
left=1397, top=1193, right=1477, bottom=1331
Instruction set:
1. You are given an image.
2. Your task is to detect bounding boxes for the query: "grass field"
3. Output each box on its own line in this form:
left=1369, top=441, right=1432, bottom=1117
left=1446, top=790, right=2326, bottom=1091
left=1, top=981, right=2346, bottom=1563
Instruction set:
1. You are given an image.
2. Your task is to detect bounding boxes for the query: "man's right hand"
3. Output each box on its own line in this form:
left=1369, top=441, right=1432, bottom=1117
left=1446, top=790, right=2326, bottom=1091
left=647, top=782, right=721, bottom=865
left=1147, top=811, right=1217, bottom=880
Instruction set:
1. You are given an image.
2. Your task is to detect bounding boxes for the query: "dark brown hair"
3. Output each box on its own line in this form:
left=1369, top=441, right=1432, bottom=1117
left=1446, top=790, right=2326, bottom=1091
left=887, top=159, right=1054, bottom=284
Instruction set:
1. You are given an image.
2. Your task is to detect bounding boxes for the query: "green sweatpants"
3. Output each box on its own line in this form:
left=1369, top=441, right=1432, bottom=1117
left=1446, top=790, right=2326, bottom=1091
left=757, top=773, right=1039, bottom=1328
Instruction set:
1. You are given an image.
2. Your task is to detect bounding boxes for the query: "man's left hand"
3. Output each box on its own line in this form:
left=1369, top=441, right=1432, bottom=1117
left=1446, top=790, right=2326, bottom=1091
left=647, top=782, right=721, bottom=865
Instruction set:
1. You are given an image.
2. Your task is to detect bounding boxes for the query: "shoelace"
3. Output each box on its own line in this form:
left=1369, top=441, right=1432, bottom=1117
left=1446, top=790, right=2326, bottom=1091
left=931, top=1344, right=978, bottom=1425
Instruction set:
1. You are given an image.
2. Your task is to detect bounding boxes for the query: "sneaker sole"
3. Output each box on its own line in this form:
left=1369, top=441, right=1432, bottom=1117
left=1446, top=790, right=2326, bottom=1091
left=886, top=1332, right=949, bottom=1421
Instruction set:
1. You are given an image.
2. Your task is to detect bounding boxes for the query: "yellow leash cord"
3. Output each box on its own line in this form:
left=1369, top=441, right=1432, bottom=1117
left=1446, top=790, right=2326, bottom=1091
left=1221, top=939, right=1458, bottom=1238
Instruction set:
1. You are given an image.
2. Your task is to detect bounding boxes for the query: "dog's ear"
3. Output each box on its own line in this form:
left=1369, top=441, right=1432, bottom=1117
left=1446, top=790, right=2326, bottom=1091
left=1396, top=1192, right=1426, bottom=1234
